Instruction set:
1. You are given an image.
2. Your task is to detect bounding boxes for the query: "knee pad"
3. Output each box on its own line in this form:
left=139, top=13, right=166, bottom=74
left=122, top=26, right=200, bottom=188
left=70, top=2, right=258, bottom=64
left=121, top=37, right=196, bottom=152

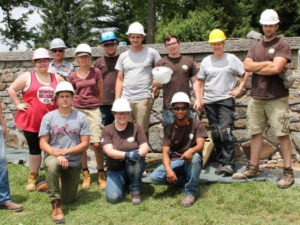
left=211, top=126, right=234, bottom=142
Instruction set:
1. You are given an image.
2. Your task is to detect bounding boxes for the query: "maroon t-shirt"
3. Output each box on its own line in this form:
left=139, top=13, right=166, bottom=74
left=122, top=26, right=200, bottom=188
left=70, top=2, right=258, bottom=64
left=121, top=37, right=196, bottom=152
left=94, top=55, right=119, bottom=105
left=163, top=118, right=208, bottom=157
left=247, top=37, right=291, bottom=100
left=69, top=67, right=103, bottom=109
left=155, top=56, right=197, bottom=109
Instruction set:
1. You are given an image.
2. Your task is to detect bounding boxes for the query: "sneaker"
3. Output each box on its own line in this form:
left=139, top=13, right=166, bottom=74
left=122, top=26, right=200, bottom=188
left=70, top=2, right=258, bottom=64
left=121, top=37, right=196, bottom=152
left=36, top=181, right=48, bottom=192
left=220, top=165, right=235, bottom=176
left=181, top=195, right=197, bottom=207
left=81, top=170, right=91, bottom=189
left=131, top=194, right=141, bottom=205
left=277, top=167, right=294, bottom=189
left=97, top=171, right=107, bottom=190
left=232, top=164, right=259, bottom=179
left=215, top=165, right=224, bottom=175
left=26, top=172, right=37, bottom=191
left=0, top=202, right=23, bottom=212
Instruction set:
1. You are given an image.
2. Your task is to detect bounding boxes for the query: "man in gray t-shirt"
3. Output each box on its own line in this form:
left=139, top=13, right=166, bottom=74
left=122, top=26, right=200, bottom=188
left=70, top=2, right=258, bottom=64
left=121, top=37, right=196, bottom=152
left=39, top=81, right=90, bottom=224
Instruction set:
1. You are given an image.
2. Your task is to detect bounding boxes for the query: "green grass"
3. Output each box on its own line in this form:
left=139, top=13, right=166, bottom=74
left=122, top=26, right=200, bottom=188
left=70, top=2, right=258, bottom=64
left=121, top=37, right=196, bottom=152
left=1, top=164, right=300, bottom=225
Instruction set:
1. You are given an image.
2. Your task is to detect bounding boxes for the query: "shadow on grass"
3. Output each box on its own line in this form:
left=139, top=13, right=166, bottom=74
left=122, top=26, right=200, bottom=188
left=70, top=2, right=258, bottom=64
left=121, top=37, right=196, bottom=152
left=10, top=194, right=28, bottom=204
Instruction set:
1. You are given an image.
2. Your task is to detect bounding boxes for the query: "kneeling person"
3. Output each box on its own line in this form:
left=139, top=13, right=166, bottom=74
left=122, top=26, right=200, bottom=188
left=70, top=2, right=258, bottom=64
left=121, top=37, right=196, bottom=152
left=101, top=98, right=149, bottom=205
left=39, top=81, right=90, bottom=224
left=150, top=92, right=207, bottom=207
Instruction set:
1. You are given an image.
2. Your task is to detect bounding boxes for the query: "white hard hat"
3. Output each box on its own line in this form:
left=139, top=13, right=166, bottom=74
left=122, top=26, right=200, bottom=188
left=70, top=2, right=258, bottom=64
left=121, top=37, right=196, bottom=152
left=50, top=38, right=67, bottom=49
left=111, top=98, right=132, bottom=112
left=259, top=9, right=280, bottom=25
left=126, top=22, right=146, bottom=36
left=152, top=66, right=173, bottom=84
left=75, top=43, right=92, bottom=56
left=32, top=48, right=51, bottom=60
left=55, top=81, right=75, bottom=96
left=171, top=92, right=191, bottom=105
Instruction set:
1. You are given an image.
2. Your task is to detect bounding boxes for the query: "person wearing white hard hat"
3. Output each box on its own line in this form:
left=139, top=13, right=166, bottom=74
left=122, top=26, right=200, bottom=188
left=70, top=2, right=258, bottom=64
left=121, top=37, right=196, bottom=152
left=48, top=38, right=74, bottom=79
left=101, top=98, right=149, bottom=205
left=152, top=34, right=201, bottom=129
left=150, top=92, right=207, bottom=207
left=115, top=22, right=161, bottom=137
left=233, top=9, right=294, bottom=189
left=69, top=43, right=106, bottom=190
left=197, top=29, right=250, bottom=176
left=8, top=48, right=64, bottom=191
left=39, top=81, right=90, bottom=223
left=94, top=31, right=119, bottom=126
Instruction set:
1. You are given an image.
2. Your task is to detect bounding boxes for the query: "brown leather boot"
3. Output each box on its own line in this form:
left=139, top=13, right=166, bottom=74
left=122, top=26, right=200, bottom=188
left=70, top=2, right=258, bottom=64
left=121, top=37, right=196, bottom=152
left=51, top=199, right=64, bottom=224
left=26, top=172, right=37, bottom=191
left=277, top=167, right=294, bottom=189
left=82, top=170, right=91, bottom=189
left=0, top=201, right=23, bottom=212
left=232, top=164, right=259, bottom=179
left=97, top=171, right=107, bottom=190
left=36, top=181, right=48, bottom=192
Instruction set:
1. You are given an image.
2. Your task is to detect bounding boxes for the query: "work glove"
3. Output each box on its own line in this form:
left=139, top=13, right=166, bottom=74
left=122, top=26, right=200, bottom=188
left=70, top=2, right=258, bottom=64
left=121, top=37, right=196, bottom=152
left=125, top=150, right=141, bottom=163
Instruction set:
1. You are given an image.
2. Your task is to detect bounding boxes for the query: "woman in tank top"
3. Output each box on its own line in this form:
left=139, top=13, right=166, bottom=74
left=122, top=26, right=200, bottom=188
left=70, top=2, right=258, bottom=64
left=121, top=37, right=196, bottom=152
left=8, top=48, right=64, bottom=191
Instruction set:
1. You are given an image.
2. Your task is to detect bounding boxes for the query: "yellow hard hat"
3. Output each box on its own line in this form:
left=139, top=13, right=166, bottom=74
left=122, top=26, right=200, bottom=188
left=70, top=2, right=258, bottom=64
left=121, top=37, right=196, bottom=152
left=208, top=29, right=226, bottom=43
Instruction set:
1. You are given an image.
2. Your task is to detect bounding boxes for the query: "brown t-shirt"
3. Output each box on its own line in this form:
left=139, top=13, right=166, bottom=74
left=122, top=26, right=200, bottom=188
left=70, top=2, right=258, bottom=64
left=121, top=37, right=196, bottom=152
left=247, top=37, right=291, bottom=100
left=69, top=67, right=103, bottom=109
left=163, top=118, right=208, bottom=157
left=94, top=55, right=119, bottom=105
left=156, top=56, right=197, bottom=109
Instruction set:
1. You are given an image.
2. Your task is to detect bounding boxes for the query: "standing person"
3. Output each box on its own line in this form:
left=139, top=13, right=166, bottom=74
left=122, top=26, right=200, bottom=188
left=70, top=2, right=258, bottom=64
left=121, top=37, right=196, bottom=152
left=115, top=21, right=161, bottom=136
left=152, top=35, right=201, bottom=129
left=150, top=92, right=207, bottom=207
left=69, top=43, right=106, bottom=190
left=197, top=29, right=249, bottom=176
left=39, top=81, right=90, bottom=224
left=232, top=9, right=294, bottom=188
left=48, top=38, right=74, bottom=79
left=8, top=48, right=64, bottom=191
left=101, top=98, right=149, bottom=205
left=94, top=31, right=119, bottom=126
left=0, top=98, right=23, bottom=212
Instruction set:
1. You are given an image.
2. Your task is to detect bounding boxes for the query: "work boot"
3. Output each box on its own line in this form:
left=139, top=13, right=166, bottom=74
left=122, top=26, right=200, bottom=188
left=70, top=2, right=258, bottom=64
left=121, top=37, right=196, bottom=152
left=0, top=202, right=23, bottom=212
left=220, top=165, right=235, bottom=176
left=232, top=164, right=259, bottom=179
left=36, top=181, right=48, bottom=192
left=97, top=171, right=107, bottom=190
left=181, top=195, right=197, bottom=207
left=81, top=170, right=91, bottom=189
left=215, top=165, right=224, bottom=175
left=26, top=172, right=37, bottom=191
left=51, top=199, right=64, bottom=224
left=131, top=194, right=141, bottom=205
left=277, top=167, right=294, bottom=189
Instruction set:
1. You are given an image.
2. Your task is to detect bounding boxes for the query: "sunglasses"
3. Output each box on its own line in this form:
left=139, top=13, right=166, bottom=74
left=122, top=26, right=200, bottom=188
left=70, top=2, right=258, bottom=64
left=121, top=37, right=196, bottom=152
left=52, top=49, right=64, bottom=53
left=173, top=106, right=189, bottom=111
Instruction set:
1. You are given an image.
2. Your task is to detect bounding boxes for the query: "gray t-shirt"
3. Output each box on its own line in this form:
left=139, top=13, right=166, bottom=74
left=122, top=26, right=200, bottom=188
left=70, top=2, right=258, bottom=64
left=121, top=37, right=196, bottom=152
left=115, top=47, right=161, bottom=100
left=48, top=60, right=74, bottom=78
left=197, top=53, right=244, bottom=104
left=39, top=109, right=90, bottom=167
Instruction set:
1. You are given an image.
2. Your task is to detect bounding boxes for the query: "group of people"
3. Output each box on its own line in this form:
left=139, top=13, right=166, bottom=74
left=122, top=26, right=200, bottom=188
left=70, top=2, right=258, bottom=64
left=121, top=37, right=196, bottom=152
left=0, top=8, right=295, bottom=224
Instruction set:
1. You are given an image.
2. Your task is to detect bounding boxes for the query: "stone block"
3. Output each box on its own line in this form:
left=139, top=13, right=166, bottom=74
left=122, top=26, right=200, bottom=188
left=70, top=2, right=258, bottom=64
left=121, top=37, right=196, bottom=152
left=152, top=97, right=163, bottom=113
left=0, top=62, right=5, bottom=69
left=149, top=124, right=163, bottom=151
left=234, top=119, right=247, bottom=129
left=0, top=83, right=6, bottom=91
left=149, top=113, right=162, bottom=126
left=5, top=62, right=15, bottom=68
left=291, top=104, right=300, bottom=112
left=233, top=129, right=250, bottom=143
left=235, top=107, right=247, bottom=119
left=6, top=121, right=16, bottom=129
left=291, top=132, right=300, bottom=153
left=21, top=61, right=33, bottom=68
left=241, top=140, right=276, bottom=160
left=5, top=133, right=19, bottom=149
left=0, top=73, right=14, bottom=82
left=290, top=122, right=300, bottom=131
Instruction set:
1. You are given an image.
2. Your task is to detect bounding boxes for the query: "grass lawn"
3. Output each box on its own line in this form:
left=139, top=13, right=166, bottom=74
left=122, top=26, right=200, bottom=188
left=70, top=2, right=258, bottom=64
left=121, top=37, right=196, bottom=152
left=1, top=164, right=300, bottom=225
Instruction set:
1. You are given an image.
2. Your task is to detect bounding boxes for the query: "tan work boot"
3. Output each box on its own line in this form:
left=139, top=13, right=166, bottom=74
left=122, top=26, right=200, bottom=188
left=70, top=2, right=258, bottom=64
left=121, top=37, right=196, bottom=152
left=232, top=164, right=259, bottom=179
left=51, top=199, right=64, bottom=224
left=82, top=170, right=91, bottom=189
left=181, top=195, right=197, bottom=207
left=277, top=167, right=294, bottom=189
left=26, top=172, right=37, bottom=191
left=97, top=171, right=107, bottom=190
left=0, top=201, right=23, bottom=212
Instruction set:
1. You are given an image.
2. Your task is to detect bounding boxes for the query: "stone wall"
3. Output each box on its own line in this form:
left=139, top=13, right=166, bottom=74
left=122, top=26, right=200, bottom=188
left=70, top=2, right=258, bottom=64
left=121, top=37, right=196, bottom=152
left=1, top=37, right=300, bottom=161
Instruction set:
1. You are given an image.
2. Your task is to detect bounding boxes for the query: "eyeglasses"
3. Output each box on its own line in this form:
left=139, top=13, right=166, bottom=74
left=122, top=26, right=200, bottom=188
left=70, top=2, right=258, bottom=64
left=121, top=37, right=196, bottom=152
left=52, top=49, right=64, bottom=53
left=165, top=42, right=178, bottom=47
left=173, top=106, right=189, bottom=111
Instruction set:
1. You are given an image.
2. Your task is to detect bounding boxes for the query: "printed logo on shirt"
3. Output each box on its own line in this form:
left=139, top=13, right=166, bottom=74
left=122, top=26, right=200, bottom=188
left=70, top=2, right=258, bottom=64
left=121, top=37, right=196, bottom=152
left=182, top=65, right=188, bottom=71
left=189, top=133, right=194, bottom=140
left=127, top=137, right=135, bottom=142
left=37, top=86, right=55, bottom=105
left=268, top=48, right=275, bottom=54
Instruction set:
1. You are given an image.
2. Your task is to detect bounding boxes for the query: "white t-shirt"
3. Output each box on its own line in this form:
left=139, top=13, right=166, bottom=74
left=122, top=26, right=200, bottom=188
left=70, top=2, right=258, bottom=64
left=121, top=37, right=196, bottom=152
left=197, top=53, right=245, bottom=103
left=115, top=47, right=161, bottom=100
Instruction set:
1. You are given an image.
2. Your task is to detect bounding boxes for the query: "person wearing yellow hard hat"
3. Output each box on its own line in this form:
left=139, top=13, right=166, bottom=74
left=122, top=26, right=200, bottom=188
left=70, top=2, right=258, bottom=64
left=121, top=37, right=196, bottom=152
left=197, top=29, right=250, bottom=176
left=233, top=9, right=294, bottom=189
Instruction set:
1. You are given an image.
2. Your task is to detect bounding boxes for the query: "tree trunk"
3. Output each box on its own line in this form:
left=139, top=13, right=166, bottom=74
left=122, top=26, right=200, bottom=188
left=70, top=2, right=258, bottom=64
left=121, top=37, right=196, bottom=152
left=146, top=0, right=156, bottom=44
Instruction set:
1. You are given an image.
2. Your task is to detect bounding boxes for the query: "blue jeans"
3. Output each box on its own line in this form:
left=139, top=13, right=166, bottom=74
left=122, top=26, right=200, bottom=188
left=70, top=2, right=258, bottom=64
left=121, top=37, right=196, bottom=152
left=162, top=109, right=194, bottom=130
left=150, top=153, right=202, bottom=196
left=100, top=105, right=114, bottom=126
left=0, top=129, right=11, bottom=204
left=106, top=158, right=146, bottom=203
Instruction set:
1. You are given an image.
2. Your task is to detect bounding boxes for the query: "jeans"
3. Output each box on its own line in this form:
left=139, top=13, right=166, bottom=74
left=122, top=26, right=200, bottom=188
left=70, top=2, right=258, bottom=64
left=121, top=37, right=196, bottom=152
left=100, top=105, right=114, bottom=126
left=150, top=153, right=202, bottom=196
left=0, top=129, right=11, bottom=204
left=162, top=109, right=194, bottom=130
left=204, top=98, right=235, bottom=166
left=106, top=158, right=146, bottom=203
left=44, top=155, right=81, bottom=204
